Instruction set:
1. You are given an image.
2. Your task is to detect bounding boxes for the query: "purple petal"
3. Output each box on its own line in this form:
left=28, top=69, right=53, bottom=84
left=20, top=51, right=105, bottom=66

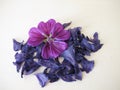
left=74, top=65, right=82, bottom=80
left=61, top=75, right=76, bottom=82
left=38, top=59, right=59, bottom=69
left=50, top=41, right=68, bottom=58
left=81, top=59, right=94, bottom=73
left=27, top=27, right=45, bottom=46
left=70, top=27, right=82, bottom=42
left=63, top=22, right=71, bottom=29
left=13, top=53, right=25, bottom=72
left=54, top=30, right=70, bottom=41
left=47, top=73, right=59, bottom=83
left=88, top=32, right=103, bottom=52
left=51, top=23, right=63, bottom=37
left=13, top=39, right=23, bottom=51
left=75, top=71, right=82, bottom=80
left=38, top=19, right=56, bottom=36
left=41, top=41, right=67, bottom=59
left=61, top=45, right=76, bottom=66
left=21, top=59, right=40, bottom=77
left=44, top=68, right=59, bottom=83
left=35, top=73, right=48, bottom=87
left=41, top=42, right=51, bottom=59
left=52, top=23, right=70, bottom=41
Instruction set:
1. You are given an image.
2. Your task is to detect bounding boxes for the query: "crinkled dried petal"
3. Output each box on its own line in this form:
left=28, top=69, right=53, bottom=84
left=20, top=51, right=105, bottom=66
left=35, top=73, right=48, bottom=87
left=13, top=39, right=23, bottom=51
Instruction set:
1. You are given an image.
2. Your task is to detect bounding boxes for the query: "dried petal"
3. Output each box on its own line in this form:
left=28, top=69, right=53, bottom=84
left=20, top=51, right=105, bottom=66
left=81, top=59, right=94, bottom=73
left=36, top=73, right=48, bottom=87
left=61, top=45, right=76, bottom=66
left=13, top=39, right=23, bottom=51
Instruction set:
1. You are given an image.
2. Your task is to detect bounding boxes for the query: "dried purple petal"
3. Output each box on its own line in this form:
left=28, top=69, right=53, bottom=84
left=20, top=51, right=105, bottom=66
left=35, top=73, right=48, bottom=87
left=38, top=59, right=59, bottom=69
left=63, top=22, right=71, bottom=28
left=89, top=32, right=103, bottom=52
left=45, top=70, right=59, bottom=83
left=21, top=59, right=40, bottom=77
left=74, top=65, right=82, bottom=80
left=13, top=39, right=23, bottom=51
left=13, top=53, right=25, bottom=72
left=81, top=58, right=94, bottom=73
left=61, top=75, right=76, bottom=82
left=61, top=45, right=76, bottom=66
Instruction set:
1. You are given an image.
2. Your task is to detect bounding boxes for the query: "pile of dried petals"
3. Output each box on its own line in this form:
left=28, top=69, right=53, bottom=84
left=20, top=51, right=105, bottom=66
left=13, top=19, right=103, bottom=87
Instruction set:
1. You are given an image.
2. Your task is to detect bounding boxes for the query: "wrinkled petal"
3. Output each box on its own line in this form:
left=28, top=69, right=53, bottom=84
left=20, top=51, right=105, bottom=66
left=44, top=69, right=59, bottom=83
left=63, top=22, right=71, bottom=29
left=74, top=65, right=82, bottom=80
left=54, top=30, right=70, bottom=41
left=50, top=41, right=68, bottom=58
left=21, top=44, right=35, bottom=54
left=75, top=71, right=82, bottom=80
left=41, top=41, right=67, bottom=59
left=13, top=39, right=23, bottom=51
left=13, top=53, right=25, bottom=72
left=48, top=73, right=59, bottom=83
left=52, top=23, right=70, bottom=41
left=41, top=42, right=51, bottom=59
left=38, top=59, right=59, bottom=69
left=27, top=27, right=45, bottom=46
left=61, top=45, right=76, bottom=66
left=81, top=59, right=94, bottom=73
left=88, top=32, right=103, bottom=52
left=70, top=27, right=82, bottom=43
left=36, top=73, right=48, bottom=87
left=15, top=53, right=25, bottom=62
left=81, top=38, right=92, bottom=49
left=21, top=59, right=40, bottom=77
left=51, top=23, right=63, bottom=37
left=61, top=60, right=75, bottom=75
left=38, top=19, right=56, bottom=36
left=61, top=75, right=76, bottom=82
left=36, top=43, right=45, bottom=58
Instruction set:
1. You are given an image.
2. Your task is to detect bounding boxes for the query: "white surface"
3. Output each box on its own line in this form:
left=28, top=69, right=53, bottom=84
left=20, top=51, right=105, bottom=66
left=0, top=0, right=120, bottom=90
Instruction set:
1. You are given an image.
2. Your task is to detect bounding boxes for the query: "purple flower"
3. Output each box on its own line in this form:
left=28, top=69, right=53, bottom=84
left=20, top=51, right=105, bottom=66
left=27, top=19, right=70, bottom=59
left=13, top=19, right=103, bottom=87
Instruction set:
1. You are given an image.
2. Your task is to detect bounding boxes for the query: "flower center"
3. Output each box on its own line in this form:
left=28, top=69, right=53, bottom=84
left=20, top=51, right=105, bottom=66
left=43, top=34, right=54, bottom=43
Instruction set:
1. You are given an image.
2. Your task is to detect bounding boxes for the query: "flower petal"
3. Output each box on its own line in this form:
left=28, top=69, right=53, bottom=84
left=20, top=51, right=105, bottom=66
left=63, top=22, right=71, bottom=29
left=81, top=59, right=94, bottom=73
left=21, top=59, right=40, bottom=77
left=61, top=75, right=76, bottom=82
left=13, top=53, right=25, bottom=72
left=35, top=73, right=48, bottom=87
left=51, top=23, right=70, bottom=41
left=41, top=42, right=51, bottom=59
left=54, top=30, right=70, bottom=41
left=38, top=59, right=59, bottom=69
left=41, top=41, right=67, bottom=59
left=27, top=27, right=45, bottom=46
left=50, top=41, right=68, bottom=58
left=38, top=19, right=56, bottom=36
left=13, top=39, right=23, bottom=51
left=61, top=45, right=76, bottom=66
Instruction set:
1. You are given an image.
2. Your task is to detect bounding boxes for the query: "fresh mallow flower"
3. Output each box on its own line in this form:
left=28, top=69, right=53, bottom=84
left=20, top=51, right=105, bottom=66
left=27, top=19, right=70, bottom=59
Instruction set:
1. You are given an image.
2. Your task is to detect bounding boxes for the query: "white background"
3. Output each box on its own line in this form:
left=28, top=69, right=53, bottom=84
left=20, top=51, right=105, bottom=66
left=0, top=0, right=120, bottom=90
